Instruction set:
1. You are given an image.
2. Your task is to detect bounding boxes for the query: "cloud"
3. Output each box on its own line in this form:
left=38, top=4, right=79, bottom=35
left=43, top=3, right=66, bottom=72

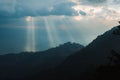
left=72, top=0, right=120, bottom=6
left=0, top=0, right=16, bottom=18
left=0, top=0, right=16, bottom=13
left=85, top=0, right=106, bottom=4
left=0, top=0, right=78, bottom=18
left=79, top=10, right=87, bottom=16
left=50, top=2, right=78, bottom=16
left=0, top=0, right=119, bottom=20
left=71, top=0, right=120, bottom=20
left=0, top=0, right=90, bottom=18
left=71, top=0, right=107, bottom=6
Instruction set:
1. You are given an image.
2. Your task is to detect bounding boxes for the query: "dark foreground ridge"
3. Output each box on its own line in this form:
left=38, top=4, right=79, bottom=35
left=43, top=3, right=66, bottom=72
left=0, top=42, right=84, bottom=80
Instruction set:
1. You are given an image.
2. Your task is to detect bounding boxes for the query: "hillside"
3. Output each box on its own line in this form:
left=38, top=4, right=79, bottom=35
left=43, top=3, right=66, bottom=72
left=0, top=42, right=84, bottom=80
left=30, top=25, right=120, bottom=80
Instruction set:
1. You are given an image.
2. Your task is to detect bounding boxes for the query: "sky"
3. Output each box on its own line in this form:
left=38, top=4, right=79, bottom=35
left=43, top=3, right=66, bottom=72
left=0, top=0, right=120, bottom=54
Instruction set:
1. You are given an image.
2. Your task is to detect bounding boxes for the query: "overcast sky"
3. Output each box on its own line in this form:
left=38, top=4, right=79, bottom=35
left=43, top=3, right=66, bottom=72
left=0, top=0, right=119, bottom=54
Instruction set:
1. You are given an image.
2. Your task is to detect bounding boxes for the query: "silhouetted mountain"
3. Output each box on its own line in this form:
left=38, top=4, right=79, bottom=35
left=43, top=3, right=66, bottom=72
left=0, top=42, right=84, bottom=80
left=91, top=50, right=120, bottom=80
left=56, top=25, right=120, bottom=80
left=31, top=25, right=120, bottom=80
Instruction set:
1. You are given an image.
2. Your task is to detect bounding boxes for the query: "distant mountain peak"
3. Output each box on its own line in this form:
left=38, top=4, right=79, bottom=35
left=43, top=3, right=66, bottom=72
left=58, top=42, right=84, bottom=47
left=45, top=42, right=84, bottom=54
left=5, top=42, right=84, bottom=55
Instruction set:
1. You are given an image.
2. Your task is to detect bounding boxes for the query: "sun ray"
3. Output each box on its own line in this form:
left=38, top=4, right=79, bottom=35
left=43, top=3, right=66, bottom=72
left=44, top=17, right=55, bottom=47
left=48, top=19, right=62, bottom=45
left=62, top=19, right=76, bottom=42
left=25, top=16, right=36, bottom=52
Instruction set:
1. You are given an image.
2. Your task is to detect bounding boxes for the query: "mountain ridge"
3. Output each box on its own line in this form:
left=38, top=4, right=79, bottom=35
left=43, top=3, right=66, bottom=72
left=31, top=25, right=120, bottom=80
left=0, top=42, right=84, bottom=80
left=56, top=25, right=120, bottom=80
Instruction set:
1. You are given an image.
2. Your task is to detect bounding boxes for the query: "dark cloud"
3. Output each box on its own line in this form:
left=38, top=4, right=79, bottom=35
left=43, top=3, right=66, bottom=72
left=78, top=0, right=107, bottom=6
left=1, top=0, right=118, bottom=18
left=87, top=0, right=106, bottom=3
left=0, top=0, right=90, bottom=18
left=51, top=2, right=77, bottom=16
left=0, top=0, right=79, bottom=18
left=79, top=10, right=87, bottom=16
left=113, top=0, right=120, bottom=4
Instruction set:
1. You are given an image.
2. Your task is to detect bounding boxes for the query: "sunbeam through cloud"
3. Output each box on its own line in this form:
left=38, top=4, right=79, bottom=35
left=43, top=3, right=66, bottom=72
left=25, top=16, right=36, bottom=52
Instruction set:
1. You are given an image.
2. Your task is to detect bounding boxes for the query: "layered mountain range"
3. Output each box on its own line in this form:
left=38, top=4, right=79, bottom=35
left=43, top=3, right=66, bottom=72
left=1, top=25, right=120, bottom=80
left=0, top=42, right=84, bottom=80
left=30, top=25, right=120, bottom=80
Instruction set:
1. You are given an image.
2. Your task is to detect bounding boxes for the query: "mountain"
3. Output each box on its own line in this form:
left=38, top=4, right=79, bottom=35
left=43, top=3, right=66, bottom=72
left=91, top=50, right=120, bottom=80
left=0, top=42, right=84, bottom=80
left=56, top=25, right=120, bottom=80
left=31, top=25, right=120, bottom=80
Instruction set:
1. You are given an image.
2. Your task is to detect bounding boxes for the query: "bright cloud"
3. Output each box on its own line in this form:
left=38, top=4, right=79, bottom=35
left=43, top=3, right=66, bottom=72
left=71, top=0, right=120, bottom=20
